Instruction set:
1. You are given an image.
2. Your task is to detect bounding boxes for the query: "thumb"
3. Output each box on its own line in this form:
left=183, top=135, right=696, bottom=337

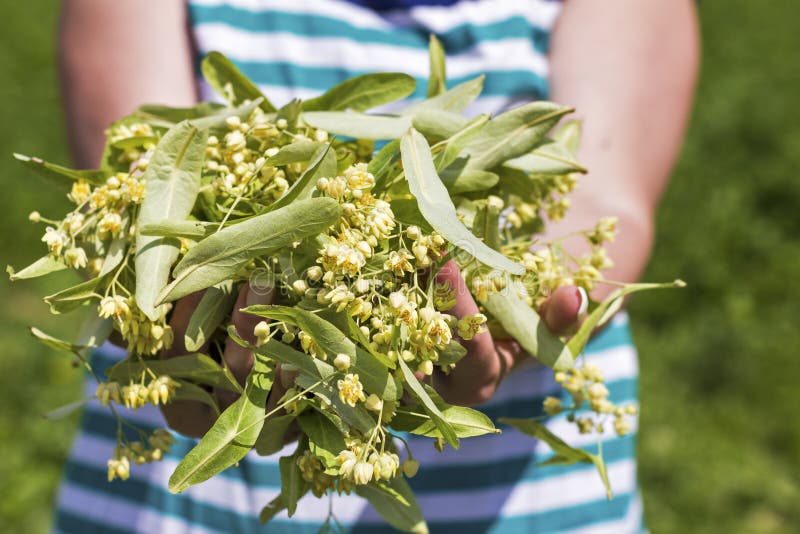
left=539, top=285, right=588, bottom=337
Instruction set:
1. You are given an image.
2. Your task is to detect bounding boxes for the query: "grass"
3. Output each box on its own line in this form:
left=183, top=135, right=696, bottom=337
left=0, top=1, right=798, bottom=532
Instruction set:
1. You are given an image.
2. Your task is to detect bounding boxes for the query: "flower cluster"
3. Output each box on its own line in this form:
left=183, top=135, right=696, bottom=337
left=96, top=375, right=179, bottom=410
left=107, top=429, right=175, bottom=481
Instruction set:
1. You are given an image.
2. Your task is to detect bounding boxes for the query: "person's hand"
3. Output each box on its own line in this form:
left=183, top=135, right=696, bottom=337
left=159, top=283, right=293, bottom=438
left=433, top=260, right=586, bottom=406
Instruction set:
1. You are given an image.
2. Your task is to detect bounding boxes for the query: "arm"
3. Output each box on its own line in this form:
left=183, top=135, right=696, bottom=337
left=436, top=0, right=699, bottom=405
left=58, top=0, right=197, bottom=168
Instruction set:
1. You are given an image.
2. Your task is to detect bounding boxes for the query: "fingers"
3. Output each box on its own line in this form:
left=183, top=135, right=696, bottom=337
left=160, top=292, right=213, bottom=437
left=539, top=286, right=588, bottom=337
left=218, top=283, right=274, bottom=410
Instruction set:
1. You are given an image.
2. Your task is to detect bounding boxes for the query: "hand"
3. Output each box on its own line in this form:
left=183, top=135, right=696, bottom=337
left=159, top=283, right=293, bottom=438
left=433, top=261, right=586, bottom=406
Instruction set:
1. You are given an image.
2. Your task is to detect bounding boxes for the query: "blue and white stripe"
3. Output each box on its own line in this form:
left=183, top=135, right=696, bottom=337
left=55, top=1, right=647, bottom=531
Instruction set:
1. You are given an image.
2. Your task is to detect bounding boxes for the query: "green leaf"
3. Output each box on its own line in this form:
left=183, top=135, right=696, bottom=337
left=7, top=256, right=66, bottom=281
left=554, top=119, right=582, bottom=154
left=567, top=280, right=685, bottom=357
left=244, top=305, right=399, bottom=401
left=356, top=477, right=428, bottom=534
left=255, top=414, right=296, bottom=456
left=259, top=494, right=286, bottom=524
left=279, top=453, right=308, bottom=516
left=98, top=233, right=128, bottom=278
left=392, top=402, right=498, bottom=439
left=411, top=109, right=470, bottom=140
left=136, top=102, right=227, bottom=124
left=295, top=373, right=375, bottom=434
left=302, top=73, right=416, bottom=112
left=368, top=138, right=401, bottom=188
left=504, top=139, right=587, bottom=175
left=401, top=75, right=484, bottom=116
left=169, top=363, right=273, bottom=493
left=297, top=412, right=346, bottom=473
left=441, top=168, right=499, bottom=195
left=107, top=353, right=242, bottom=394
left=201, top=51, right=276, bottom=112
left=400, top=128, right=524, bottom=275
left=190, top=99, right=264, bottom=131
left=172, top=379, right=221, bottom=417
left=44, top=276, right=105, bottom=314
left=75, top=313, right=113, bottom=360
left=436, top=340, right=467, bottom=367
left=433, top=114, right=490, bottom=171
left=13, top=153, right=108, bottom=186
left=500, top=417, right=612, bottom=499
left=472, top=203, right=502, bottom=251
left=482, top=287, right=573, bottom=371
left=184, top=280, right=238, bottom=352
left=461, top=102, right=572, bottom=172
left=427, top=35, right=446, bottom=98
left=263, top=139, right=323, bottom=167
left=29, top=327, right=90, bottom=355
left=265, top=144, right=336, bottom=212
left=159, top=198, right=340, bottom=303
left=138, top=220, right=215, bottom=240
left=397, top=357, right=458, bottom=449
left=254, top=338, right=335, bottom=382
left=135, top=121, right=207, bottom=320
left=302, top=112, right=411, bottom=140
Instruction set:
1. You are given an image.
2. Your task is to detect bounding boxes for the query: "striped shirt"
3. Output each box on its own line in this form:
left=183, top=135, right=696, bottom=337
left=55, top=1, right=646, bottom=532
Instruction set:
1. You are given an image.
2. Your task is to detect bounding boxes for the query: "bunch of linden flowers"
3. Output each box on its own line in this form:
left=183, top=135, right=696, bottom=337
left=9, top=41, right=681, bottom=533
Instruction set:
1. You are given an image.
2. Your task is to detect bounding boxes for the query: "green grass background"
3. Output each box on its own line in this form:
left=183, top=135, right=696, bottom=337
left=1, top=1, right=798, bottom=532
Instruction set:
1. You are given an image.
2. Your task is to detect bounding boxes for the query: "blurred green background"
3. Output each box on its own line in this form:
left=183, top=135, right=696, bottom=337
left=1, top=1, right=798, bottom=532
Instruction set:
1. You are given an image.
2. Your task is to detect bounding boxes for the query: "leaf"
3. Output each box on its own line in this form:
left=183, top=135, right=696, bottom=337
left=136, top=102, right=227, bottom=124
left=411, top=109, right=470, bottom=140
left=42, top=398, right=91, bottom=421
left=302, top=112, right=411, bottom=140
left=29, top=327, right=89, bottom=354
left=159, top=198, right=340, bottom=303
left=500, top=417, right=612, bottom=499
left=190, top=99, right=264, bottom=131
left=255, top=414, right=296, bottom=456
left=441, top=168, right=499, bottom=195
left=263, top=139, right=323, bottom=167
left=433, top=114, right=490, bottom=172
left=138, top=220, right=214, bottom=240
left=368, top=138, right=401, bottom=188
left=302, top=73, right=416, bottom=112
left=169, top=362, right=273, bottom=493
left=397, top=357, right=458, bottom=449
left=472, top=203, right=502, bottom=251
left=400, top=128, right=524, bottom=275
left=98, top=217, right=130, bottom=278
left=504, top=139, right=587, bottom=175
left=13, top=153, right=108, bottom=186
left=461, top=102, right=573, bottom=172
left=401, top=75, right=484, bottom=116
left=172, top=379, right=221, bottom=417
left=201, top=51, right=276, bottom=112
left=107, top=353, right=241, bottom=393
left=435, top=340, right=467, bottom=367
left=392, top=403, right=498, bottom=439
left=554, top=119, right=582, bottom=154
left=44, top=276, right=105, bottom=314
left=254, top=338, right=335, bottom=382
left=259, top=494, right=286, bottom=524
left=295, top=373, right=375, bottom=434
left=297, top=412, right=346, bottom=473
left=135, top=121, right=207, bottom=320
left=356, top=477, right=428, bottom=534
left=567, top=280, right=685, bottom=357
left=279, top=453, right=308, bottom=516
left=184, top=280, right=238, bottom=352
left=482, top=286, right=573, bottom=371
left=244, top=305, right=399, bottom=401
left=265, top=144, right=336, bottom=213
left=7, top=256, right=66, bottom=281
left=427, top=35, right=446, bottom=98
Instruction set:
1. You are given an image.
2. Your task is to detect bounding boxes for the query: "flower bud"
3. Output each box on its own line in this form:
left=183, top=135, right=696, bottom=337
left=306, top=266, right=323, bottom=282
left=254, top=321, right=270, bottom=339
left=402, top=459, right=419, bottom=478
left=418, top=360, right=434, bottom=376
left=334, top=353, right=351, bottom=371
left=364, top=393, right=383, bottom=412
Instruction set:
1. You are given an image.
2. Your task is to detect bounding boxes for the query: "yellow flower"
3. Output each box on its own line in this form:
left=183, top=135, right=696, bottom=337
left=41, top=227, right=68, bottom=256
left=64, top=247, right=88, bottom=269
left=353, top=461, right=374, bottom=485
left=456, top=313, right=487, bottom=341
left=68, top=180, right=92, bottom=204
left=337, top=373, right=366, bottom=407
left=98, top=211, right=123, bottom=238
left=107, top=456, right=130, bottom=482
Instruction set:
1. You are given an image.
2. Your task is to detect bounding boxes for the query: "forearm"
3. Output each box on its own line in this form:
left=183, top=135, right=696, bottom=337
left=58, top=0, right=197, bottom=168
left=546, top=0, right=699, bottom=299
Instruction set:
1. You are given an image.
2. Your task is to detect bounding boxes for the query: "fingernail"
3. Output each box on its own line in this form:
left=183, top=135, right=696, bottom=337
left=577, top=287, right=588, bottom=316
